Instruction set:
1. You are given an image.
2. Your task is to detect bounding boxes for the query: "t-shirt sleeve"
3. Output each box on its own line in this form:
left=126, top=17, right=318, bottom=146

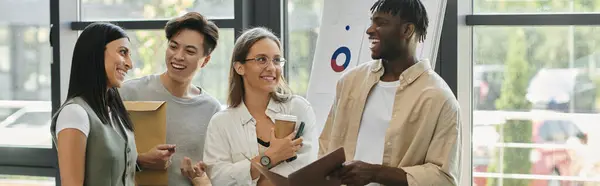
left=56, top=104, right=90, bottom=137
left=117, top=80, right=137, bottom=101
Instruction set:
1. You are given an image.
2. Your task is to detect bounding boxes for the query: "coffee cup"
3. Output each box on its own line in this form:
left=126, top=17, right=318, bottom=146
left=274, top=114, right=297, bottom=139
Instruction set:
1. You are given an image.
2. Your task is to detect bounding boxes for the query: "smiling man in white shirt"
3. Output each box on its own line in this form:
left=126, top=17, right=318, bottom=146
left=320, top=0, right=462, bottom=185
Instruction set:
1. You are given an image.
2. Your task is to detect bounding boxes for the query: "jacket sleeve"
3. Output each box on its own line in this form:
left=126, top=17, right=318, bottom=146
left=401, top=99, right=462, bottom=186
left=318, top=77, right=343, bottom=157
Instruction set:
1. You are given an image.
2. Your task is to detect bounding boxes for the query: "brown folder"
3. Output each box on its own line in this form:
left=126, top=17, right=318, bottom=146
left=251, top=147, right=345, bottom=186
left=124, top=101, right=168, bottom=186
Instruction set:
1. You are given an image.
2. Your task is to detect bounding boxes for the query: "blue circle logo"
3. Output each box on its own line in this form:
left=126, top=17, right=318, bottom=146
left=331, top=25, right=351, bottom=73
left=331, top=47, right=351, bottom=72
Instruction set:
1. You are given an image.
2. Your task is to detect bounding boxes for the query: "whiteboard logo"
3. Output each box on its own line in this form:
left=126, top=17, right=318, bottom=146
left=330, top=25, right=352, bottom=72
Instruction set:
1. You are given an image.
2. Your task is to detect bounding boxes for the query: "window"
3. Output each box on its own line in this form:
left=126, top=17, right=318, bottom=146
left=287, top=0, right=324, bottom=97
left=80, top=0, right=235, bottom=21
left=124, top=29, right=235, bottom=103
left=0, top=0, right=54, bottom=183
left=537, top=120, right=584, bottom=143
left=472, top=26, right=600, bottom=186
left=474, top=0, right=600, bottom=13
left=0, top=175, right=54, bottom=186
left=0, top=0, right=52, bottom=149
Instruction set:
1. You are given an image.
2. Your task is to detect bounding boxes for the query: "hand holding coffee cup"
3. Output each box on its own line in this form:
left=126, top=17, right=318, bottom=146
left=264, top=129, right=303, bottom=164
left=263, top=114, right=303, bottom=164
left=274, top=114, right=304, bottom=162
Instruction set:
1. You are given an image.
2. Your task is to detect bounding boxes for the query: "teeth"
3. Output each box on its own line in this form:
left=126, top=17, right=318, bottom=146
left=370, top=39, right=379, bottom=49
left=261, top=76, right=275, bottom=80
left=172, top=63, right=186, bottom=69
left=118, top=69, right=126, bottom=76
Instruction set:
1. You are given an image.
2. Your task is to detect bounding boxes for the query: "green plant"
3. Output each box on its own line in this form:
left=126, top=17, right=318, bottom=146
left=486, top=28, right=534, bottom=186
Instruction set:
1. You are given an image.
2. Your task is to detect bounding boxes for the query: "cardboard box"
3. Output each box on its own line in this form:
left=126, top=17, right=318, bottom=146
left=123, top=101, right=168, bottom=186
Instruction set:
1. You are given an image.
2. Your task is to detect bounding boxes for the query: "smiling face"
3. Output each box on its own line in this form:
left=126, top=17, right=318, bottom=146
left=165, top=29, right=211, bottom=83
left=104, top=38, right=132, bottom=88
left=234, top=38, right=283, bottom=94
left=366, top=12, right=412, bottom=60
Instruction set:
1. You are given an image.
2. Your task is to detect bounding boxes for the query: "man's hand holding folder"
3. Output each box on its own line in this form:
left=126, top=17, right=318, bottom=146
left=327, top=160, right=381, bottom=186
left=249, top=147, right=346, bottom=186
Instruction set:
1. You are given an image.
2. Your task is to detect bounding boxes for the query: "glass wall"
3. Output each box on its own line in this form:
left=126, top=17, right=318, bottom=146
left=0, top=175, right=54, bottom=186
left=0, top=0, right=52, bottom=149
left=286, top=0, right=324, bottom=97
left=80, top=0, right=235, bottom=20
left=475, top=0, right=600, bottom=13
left=472, top=26, right=600, bottom=186
left=470, top=0, right=600, bottom=186
left=0, top=0, right=54, bottom=184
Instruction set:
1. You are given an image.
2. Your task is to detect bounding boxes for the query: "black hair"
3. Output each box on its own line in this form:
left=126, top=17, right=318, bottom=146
left=165, top=12, right=219, bottom=56
left=66, top=22, right=134, bottom=131
left=370, top=0, right=429, bottom=42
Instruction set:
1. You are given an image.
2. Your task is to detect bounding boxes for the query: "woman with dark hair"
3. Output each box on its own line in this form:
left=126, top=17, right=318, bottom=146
left=50, top=22, right=174, bottom=186
left=202, top=27, right=318, bottom=186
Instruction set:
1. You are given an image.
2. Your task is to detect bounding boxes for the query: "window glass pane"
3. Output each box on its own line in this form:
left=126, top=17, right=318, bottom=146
left=472, top=26, right=600, bottom=185
left=80, top=0, right=234, bottom=21
left=287, top=0, right=324, bottom=97
left=474, top=0, right=600, bottom=13
left=0, top=175, right=54, bottom=186
left=126, top=29, right=234, bottom=104
left=0, top=0, right=52, bottom=149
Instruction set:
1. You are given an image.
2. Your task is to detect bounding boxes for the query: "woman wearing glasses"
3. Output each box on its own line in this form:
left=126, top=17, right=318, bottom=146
left=202, top=27, right=317, bottom=186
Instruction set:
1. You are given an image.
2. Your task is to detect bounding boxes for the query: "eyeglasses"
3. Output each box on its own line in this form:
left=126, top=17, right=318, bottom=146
left=243, top=56, right=286, bottom=67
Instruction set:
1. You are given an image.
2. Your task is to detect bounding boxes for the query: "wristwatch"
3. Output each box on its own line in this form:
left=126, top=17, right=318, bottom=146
left=260, top=155, right=272, bottom=169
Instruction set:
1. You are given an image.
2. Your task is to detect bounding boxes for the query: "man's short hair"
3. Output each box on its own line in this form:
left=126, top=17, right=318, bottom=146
left=370, top=0, right=429, bottom=42
left=165, top=12, right=219, bottom=56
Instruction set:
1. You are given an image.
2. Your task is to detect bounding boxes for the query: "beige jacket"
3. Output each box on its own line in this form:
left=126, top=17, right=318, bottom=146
left=319, top=59, right=461, bottom=186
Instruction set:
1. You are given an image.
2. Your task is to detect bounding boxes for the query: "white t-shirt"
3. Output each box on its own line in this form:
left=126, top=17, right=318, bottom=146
left=354, top=80, right=399, bottom=186
left=56, top=104, right=90, bottom=137
left=55, top=104, right=121, bottom=138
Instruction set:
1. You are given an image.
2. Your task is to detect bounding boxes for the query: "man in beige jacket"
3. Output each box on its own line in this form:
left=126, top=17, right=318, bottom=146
left=320, top=0, right=461, bottom=185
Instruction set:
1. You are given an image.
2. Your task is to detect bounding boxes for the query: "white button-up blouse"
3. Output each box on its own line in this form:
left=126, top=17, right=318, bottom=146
left=203, top=95, right=318, bottom=186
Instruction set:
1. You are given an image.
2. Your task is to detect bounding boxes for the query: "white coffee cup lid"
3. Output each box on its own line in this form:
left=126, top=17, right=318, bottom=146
left=273, top=114, right=297, bottom=122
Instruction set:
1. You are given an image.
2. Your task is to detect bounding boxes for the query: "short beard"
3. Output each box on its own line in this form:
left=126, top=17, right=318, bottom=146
left=379, top=43, right=404, bottom=61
